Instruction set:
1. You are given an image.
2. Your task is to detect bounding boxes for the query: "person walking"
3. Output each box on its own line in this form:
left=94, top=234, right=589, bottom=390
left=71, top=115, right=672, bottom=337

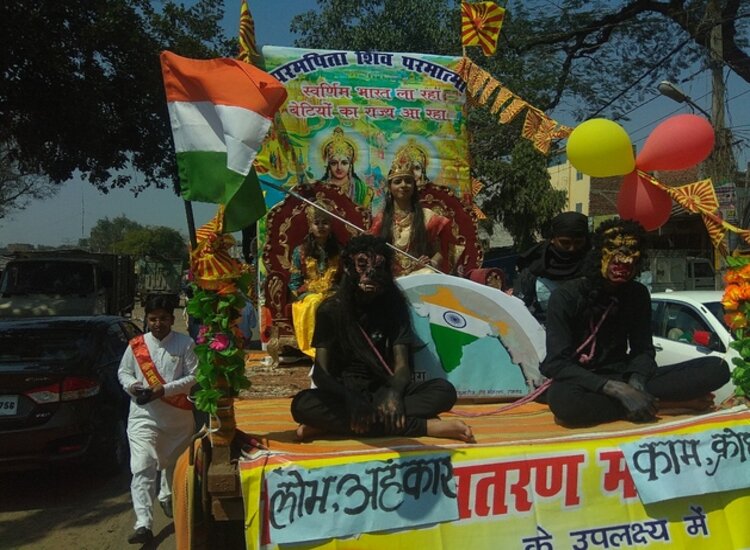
left=118, top=295, right=197, bottom=544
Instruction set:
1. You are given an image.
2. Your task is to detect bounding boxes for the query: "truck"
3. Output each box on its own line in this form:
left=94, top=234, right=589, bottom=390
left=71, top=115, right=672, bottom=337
left=0, top=250, right=136, bottom=317
left=641, top=253, right=716, bottom=293
left=134, top=256, right=183, bottom=309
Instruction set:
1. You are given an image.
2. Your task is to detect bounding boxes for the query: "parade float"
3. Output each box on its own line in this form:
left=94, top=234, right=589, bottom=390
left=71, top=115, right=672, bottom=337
left=162, top=2, right=750, bottom=548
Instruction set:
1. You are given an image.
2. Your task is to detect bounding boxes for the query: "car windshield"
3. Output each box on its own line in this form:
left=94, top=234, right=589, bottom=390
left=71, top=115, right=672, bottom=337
left=0, top=328, right=90, bottom=362
left=1, top=261, right=95, bottom=295
left=704, top=301, right=729, bottom=331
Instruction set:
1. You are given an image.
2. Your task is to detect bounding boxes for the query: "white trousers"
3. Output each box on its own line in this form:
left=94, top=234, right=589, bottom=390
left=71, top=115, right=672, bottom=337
left=131, top=464, right=174, bottom=530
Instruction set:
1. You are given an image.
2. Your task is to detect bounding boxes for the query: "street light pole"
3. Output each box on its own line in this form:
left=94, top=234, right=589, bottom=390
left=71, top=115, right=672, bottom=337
left=656, top=81, right=713, bottom=119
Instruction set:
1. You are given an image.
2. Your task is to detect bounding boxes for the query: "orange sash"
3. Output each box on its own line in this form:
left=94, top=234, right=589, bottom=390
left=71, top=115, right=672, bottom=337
left=130, top=334, right=192, bottom=410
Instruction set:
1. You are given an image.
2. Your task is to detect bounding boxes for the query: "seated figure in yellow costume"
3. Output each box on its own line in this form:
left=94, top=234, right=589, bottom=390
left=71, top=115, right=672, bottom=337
left=319, top=127, right=373, bottom=208
left=289, top=205, right=342, bottom=358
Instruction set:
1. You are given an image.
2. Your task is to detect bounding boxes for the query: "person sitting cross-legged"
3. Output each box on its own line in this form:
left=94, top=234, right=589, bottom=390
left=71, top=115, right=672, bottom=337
left=540, top=218, right=730, bottom=427
left=291, top=234, right=475, bottom=443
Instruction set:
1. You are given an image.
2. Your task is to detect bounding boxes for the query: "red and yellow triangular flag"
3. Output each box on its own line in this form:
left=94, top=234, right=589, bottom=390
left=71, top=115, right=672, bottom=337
left=461, top=2, right=506, bottom=56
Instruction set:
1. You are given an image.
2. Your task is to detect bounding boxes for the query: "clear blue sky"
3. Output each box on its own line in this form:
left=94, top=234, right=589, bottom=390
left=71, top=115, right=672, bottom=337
left=2, top=1, right=748, bottom=247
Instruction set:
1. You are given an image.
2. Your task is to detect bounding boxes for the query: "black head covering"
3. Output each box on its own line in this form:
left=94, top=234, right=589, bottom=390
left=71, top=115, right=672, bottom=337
left=551, top=211, right=589, bottom=238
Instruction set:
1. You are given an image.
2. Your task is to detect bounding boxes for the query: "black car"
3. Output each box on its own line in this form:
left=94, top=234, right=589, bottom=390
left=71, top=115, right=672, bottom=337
left=0, top=316, right=141, bottom=473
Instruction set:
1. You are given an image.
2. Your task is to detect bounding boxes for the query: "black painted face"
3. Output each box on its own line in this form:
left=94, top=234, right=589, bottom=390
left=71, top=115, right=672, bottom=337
left=350, top=251, right=388, bottom=294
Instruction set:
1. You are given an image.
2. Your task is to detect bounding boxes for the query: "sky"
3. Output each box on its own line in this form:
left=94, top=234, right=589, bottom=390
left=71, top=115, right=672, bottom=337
left=2, top=0, right=749, bottom=247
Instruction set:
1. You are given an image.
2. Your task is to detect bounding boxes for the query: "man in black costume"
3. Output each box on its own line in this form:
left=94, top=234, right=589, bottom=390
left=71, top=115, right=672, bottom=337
left=291, top=234, right=474, bottom=442
left=540, top=218, right=730, bottom=427
left=514, top=211, right=590, bottom=324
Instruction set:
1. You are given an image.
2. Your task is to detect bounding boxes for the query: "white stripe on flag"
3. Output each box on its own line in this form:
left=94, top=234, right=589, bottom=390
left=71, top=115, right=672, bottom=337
left=416, top=302, right=492, bottom=338
left=168, top=101, right=272, bottom=175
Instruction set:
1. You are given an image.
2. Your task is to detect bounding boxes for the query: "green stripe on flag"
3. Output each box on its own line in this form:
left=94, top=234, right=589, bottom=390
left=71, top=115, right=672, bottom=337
left=429, top=323, right=479, bottom=373
left=176, top=151, right=266, bottom=232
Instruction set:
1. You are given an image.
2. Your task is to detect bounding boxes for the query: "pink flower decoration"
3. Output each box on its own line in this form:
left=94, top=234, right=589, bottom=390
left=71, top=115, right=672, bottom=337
left=209, top=333, right=231, bottom=351
left=196, top=325, right=209, bottom=344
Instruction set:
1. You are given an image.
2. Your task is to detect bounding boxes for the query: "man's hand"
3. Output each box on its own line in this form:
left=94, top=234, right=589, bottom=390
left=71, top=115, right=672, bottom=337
left=376, top=388, right=406, bottom=433
left=628, top=373, right=648, bottom=392
left=603, top=380, right=658, bottom=422
left=133, top=383, right=164, bottom=405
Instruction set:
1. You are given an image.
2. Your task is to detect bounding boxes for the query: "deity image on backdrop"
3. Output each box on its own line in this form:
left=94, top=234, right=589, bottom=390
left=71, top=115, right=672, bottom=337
left=319, top=127, right=373, bottom=208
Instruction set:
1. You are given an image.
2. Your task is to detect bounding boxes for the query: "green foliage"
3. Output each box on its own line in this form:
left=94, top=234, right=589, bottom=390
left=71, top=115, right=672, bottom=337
left=476, top=140, right=567, bottom=250
left=82, top=215, right=187, bottom=263
left=1, top=0, right=234, bottom=194
left=188, top=282, right=251, bottom=414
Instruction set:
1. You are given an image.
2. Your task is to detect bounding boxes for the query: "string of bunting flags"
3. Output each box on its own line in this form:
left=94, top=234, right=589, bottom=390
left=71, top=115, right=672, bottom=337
left=456, top=56, right=573, bottom=154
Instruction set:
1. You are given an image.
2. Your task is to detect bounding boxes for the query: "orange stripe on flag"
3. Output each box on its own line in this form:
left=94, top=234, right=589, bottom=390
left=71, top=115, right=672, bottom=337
left=161, top=51, right=286, bottom=118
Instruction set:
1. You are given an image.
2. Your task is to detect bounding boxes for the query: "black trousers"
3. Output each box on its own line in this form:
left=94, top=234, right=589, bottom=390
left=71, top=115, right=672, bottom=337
left=546, top=357, right=730, bottom=426
left=291, top=378, right=457, bottom=437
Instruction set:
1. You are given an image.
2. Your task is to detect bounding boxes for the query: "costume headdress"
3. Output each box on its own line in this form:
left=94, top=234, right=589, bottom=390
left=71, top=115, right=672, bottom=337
left=394, top=139, right=429, bottom=174
left=322, top=127, right=356, bottom=163
left=305, top=199, right=335, bottom=225
left=387, top=157, right=417, bottom=182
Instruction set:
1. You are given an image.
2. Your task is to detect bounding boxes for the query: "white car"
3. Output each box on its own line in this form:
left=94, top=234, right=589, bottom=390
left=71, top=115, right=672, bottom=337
left=650, top=290, right=737, bottom=404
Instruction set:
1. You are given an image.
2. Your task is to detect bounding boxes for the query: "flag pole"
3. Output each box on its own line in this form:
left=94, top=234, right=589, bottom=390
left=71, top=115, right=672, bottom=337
left=260, top=180, right=440, bottom=273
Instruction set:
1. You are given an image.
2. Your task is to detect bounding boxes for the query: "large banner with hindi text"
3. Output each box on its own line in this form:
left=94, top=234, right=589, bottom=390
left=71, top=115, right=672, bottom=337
left=240, top=409, right=750, bottom=549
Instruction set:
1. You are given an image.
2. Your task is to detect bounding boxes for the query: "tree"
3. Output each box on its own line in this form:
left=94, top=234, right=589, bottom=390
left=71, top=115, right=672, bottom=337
left=82, top=216, right=187, bottom=262
left=291, top=0, right=568, bottom=247
left=0, top=144, right=58, bottom=219
left=84, top=216, right=143, bottom=253
left=503, top=0, right=750, bottom=119
left=0, top=1, right=234, bottom=197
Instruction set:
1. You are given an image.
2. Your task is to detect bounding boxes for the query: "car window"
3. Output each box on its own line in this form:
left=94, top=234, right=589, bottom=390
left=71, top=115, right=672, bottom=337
left=0, top=328, right=88, bottom=362
left=703, top=301, right=729, bottom=331
left=663, top=303, right=714, bottom=346
left=651, top=301, right=666, bottom=338
left=120, top=320, right=142, bottom=341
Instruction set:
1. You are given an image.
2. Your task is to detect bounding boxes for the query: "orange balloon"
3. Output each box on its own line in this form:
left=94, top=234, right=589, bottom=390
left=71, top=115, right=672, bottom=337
left=636, top=114, right=715, bottom=171
left=617, top=171, right=672, bottom=231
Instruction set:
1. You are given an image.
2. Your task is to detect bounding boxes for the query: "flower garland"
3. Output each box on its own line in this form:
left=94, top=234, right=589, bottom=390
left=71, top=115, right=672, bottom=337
left=186, top=271, right=252, bottom=415
left=721, top=256, right=750, bottom=399
left=186, top=209, right=252, bottom=416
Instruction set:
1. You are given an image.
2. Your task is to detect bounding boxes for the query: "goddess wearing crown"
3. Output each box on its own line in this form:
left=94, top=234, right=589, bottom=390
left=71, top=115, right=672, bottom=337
left=369, top=157, right=452, bottom=276
left=319, top=127, right=373, bottom=207
left=393, top=139, right=432, bottom=188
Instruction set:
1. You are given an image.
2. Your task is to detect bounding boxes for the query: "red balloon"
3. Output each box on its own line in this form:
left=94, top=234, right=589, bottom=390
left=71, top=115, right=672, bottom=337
left=636, top=114, right=714, bottom=171
left=617, top=171, right=672, bottom=231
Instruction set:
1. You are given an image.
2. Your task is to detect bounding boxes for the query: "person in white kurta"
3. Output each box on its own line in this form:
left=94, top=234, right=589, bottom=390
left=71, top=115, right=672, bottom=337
left=118, top=298, right=197, bottom=544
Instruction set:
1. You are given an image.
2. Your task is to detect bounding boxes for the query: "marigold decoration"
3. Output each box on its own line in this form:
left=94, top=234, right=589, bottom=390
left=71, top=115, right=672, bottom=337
left=457, top=57, right=572, bottom=154
left=461, top=1, right=506, bottom=56
left=720, top=255, right=750, bottom=400
left=187, top=208, right=252, bottom=416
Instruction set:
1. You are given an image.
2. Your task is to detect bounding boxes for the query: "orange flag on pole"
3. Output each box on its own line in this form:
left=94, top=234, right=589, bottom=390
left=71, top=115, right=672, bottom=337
left=461, top=1, right=506, bottom=56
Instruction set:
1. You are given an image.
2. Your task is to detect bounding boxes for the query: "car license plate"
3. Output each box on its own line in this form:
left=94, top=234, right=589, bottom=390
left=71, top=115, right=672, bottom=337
left=0, top=395, right=19, bottom=416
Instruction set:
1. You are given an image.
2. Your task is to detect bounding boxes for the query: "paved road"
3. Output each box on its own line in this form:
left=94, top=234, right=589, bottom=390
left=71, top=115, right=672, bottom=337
left=0, top=466, right=175, bottom=550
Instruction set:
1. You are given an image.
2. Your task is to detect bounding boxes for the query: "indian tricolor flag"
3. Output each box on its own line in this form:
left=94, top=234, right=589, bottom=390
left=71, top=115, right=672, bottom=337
left=160, top=51, right=287, bottom=232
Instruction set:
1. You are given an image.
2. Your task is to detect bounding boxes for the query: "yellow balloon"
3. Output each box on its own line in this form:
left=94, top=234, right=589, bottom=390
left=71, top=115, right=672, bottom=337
left=566, top=119, right=635, bottom=177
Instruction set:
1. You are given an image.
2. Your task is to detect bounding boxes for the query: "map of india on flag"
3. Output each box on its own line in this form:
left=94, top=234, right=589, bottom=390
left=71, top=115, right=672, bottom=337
left=160, top=51, right=287, bottom=230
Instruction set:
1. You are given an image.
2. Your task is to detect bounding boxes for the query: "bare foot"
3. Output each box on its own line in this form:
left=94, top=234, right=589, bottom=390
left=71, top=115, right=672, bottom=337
left=295, top=424, right=326, bottom=442
left=660, top=393, right=715, bottom=415
left=426, top=419, right=476, bottom=443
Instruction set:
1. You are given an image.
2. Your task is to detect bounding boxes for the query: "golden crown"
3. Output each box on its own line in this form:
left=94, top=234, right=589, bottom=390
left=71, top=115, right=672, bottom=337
left=305, top=199, right=335, bottom=224
left=387, top=158, right=417, bottom=182
left=322, top=127, right=356, bottom=162
left=394, top=139, right=428, bottom=170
